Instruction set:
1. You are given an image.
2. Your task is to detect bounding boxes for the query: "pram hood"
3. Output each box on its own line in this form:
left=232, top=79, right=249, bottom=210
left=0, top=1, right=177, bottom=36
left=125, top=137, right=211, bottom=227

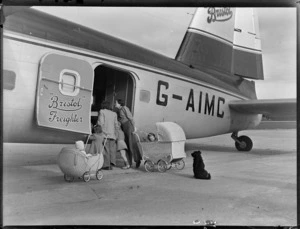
left=156, top=122, right=186, bottom=142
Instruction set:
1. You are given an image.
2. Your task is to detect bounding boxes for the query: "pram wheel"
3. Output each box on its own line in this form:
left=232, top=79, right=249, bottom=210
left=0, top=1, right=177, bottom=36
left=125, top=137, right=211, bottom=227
left=64, top=174, right=74, bottom=182
left=175, top=159, right=185, bottom=170
left=96, top=169, right=103, bottom=180
left=83, top=172, right=91, bottom=182
left=144, top=160, right=155, bottom=172
left=157, top=160, right=168, bottom=173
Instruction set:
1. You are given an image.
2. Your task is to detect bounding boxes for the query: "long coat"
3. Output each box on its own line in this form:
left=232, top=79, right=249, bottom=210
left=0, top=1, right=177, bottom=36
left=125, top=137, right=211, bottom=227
left=97, top=109, right=118, bottom=140
left=97, top=109, right=118, bottom=167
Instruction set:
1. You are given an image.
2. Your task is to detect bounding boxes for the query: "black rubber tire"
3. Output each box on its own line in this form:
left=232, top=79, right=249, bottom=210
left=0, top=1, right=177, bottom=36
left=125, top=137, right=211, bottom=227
left=64, top=174, right=74, bottom=182
left=175, top=159, right=185, bottom=170
left=144, top=160, right=155, bottom=172
left=96, top=170, right=103, bottom=180
left=235, top=135, right=253, bottom=151
left=83, top=172, right=91, bottom=182
left=157, top=160, right=167, bottom=173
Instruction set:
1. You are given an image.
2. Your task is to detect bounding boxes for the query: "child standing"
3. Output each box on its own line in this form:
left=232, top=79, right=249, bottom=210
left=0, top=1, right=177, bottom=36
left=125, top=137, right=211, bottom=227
left=116, top=122, right=130, bottom=169
left=87, top=125, right=105, bottom=156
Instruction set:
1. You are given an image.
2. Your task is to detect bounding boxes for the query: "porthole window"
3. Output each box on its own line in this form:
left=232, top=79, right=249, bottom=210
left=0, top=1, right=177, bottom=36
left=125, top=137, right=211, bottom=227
left=140, top=89, right=150, bottom=103
left=59, top=69, right=80, bottom=96
left=3, top=70, right=16, bottom=90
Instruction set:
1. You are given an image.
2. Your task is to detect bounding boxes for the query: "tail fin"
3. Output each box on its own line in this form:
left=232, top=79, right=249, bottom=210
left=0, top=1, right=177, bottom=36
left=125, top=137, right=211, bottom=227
left=176, top=8, right=264, bottom=80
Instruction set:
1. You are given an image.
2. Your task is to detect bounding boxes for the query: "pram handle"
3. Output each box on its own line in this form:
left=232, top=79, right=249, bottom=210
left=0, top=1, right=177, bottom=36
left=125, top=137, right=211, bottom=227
left=84, top=134, right=91, bottom=150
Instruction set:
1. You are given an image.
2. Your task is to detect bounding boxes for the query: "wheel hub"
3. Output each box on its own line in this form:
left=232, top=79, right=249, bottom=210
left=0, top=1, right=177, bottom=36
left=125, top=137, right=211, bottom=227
left=240, top=141, right=247, bottom=149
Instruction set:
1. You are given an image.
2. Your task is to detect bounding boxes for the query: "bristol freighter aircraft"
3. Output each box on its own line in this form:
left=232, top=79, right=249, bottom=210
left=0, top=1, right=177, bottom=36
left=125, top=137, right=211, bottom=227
left=2, top=6, right=296, bottom=151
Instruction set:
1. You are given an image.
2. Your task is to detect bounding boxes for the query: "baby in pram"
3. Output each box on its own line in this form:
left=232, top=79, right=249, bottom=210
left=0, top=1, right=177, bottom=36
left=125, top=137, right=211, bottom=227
left=134, top=130, right=157, bottom=143
left=57, top=125, right=105, bottom=182
left=75, top=140, right=92, bottom=157
left=147, top=133, right=157, bottom=142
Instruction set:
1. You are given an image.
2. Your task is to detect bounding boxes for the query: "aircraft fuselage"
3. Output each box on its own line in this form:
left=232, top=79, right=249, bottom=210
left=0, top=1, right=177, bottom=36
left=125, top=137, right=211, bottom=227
left=3, top=8, right=261, bottom=144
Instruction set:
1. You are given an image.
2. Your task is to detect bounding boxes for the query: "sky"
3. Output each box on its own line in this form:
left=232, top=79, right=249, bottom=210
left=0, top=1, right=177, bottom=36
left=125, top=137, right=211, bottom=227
left=34, top=7, right=297, bottom=99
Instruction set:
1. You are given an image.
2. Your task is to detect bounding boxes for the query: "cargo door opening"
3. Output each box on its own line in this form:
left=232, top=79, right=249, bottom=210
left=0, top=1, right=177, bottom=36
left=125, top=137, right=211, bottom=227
left=91, top=65, right=135, bottom=126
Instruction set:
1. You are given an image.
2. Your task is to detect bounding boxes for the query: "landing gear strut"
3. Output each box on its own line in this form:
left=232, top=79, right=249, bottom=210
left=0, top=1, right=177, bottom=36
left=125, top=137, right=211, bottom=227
left=231, top=132, right=253, bottom=151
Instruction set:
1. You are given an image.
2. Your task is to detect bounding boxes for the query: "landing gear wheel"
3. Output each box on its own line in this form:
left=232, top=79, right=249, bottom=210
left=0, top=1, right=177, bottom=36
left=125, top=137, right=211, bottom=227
left=64, top=174, right=74, bottom=182
left=235, top=135, right=253, bottom=151
left=157, top=160, right=168, bottom=173
left=96, top=170, right=103, bottom=180
left=175, top=159, right=185, bottom=170
left=83, top=172, right=91, bottom=182
left=144, top=160, right=155, bottom=172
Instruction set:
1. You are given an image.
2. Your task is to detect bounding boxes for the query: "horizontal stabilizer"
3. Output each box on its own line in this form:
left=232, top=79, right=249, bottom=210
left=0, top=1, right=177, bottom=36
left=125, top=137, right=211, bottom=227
left=229, top=99, right=296, bottom=121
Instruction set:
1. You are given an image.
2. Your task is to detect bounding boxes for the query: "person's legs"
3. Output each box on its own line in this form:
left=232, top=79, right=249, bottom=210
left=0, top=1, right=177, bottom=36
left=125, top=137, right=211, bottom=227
left=120, top=150, right=130, bottom=169
left=102, top=143, right=110, bottom=169
left=130, top=132, right=142, bottom=168
left=122, top=122, right=133, bottom=166
left=108, top=139, right=116, bottom=167
left=102, top=139, right=116, bottom=170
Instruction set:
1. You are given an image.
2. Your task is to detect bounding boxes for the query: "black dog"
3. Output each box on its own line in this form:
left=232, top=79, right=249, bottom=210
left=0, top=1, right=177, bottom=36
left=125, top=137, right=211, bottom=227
left=191, top=150, right=211, bottom=180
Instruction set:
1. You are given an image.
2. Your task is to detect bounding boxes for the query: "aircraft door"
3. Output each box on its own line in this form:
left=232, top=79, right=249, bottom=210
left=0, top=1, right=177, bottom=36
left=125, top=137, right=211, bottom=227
left=114, top=72, right=133, bottom=109
left=92, top=65, right=134, bottom=113
left=103, top=68, right=133, bottom=109
left=36, top=53, right=93, bottom=134
left=105, top=72, right=115, bottom=106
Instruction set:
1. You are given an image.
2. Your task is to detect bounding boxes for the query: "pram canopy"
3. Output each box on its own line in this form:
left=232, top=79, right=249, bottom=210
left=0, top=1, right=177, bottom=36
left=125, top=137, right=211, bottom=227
left=135, top=122, right=187, bottom=163
left=156, top=122, right=186, bottom=142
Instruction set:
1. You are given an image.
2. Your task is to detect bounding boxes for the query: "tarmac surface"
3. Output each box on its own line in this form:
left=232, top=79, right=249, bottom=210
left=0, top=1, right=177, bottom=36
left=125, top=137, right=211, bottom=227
left=2, top=129, right=297, bottom=226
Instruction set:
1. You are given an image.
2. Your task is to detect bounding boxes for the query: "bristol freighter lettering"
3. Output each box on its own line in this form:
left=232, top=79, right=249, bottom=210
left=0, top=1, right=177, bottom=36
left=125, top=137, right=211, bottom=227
left=156, top=80, right=225, bottom=118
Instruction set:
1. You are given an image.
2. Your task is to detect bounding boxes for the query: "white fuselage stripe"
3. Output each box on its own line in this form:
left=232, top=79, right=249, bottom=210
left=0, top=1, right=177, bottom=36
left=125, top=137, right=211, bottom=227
left=233, top=45, right=262, bottom=54
left=187, top=28, right=233, bottom=46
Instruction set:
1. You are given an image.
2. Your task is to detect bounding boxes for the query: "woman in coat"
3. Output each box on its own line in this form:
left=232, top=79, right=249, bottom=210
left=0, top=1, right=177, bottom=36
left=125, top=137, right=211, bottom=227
left=115, top=99, right=142, bottom=168
left=97, top=101, right=118, bottom=170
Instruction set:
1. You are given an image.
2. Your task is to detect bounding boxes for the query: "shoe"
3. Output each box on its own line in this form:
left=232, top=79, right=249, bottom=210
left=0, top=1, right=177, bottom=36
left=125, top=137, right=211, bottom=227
left=135, top=161, right=141, bottom=168
left=102, top=167, right=112, bottom=170
left=122, top=165, right=130, bottom=169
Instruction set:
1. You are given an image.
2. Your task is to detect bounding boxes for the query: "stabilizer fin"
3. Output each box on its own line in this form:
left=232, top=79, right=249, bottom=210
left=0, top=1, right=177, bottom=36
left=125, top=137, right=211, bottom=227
left=233, top=8, right=263, bottom=79
left=229, top=99, right=296, bottom=121
left=176, top=7, right=264, bottom=80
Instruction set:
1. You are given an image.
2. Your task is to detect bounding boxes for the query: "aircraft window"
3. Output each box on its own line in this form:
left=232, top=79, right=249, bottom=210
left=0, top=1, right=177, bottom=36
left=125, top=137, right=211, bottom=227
left=3, top=70, right=16, bottom=90
left=59, top=70, right=80, bottom=96
left=139, top=90, right=150, bottom=103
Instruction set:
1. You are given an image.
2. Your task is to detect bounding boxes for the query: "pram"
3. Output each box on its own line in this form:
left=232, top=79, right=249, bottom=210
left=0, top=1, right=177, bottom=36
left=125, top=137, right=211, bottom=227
left=134, top=122, right=186, bottom=173
left=57, top=136, right=107, bottom=182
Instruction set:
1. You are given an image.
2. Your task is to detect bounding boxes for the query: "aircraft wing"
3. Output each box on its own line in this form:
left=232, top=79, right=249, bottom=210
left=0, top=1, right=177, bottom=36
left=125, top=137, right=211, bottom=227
left=229, top=99, right=297, bottom=121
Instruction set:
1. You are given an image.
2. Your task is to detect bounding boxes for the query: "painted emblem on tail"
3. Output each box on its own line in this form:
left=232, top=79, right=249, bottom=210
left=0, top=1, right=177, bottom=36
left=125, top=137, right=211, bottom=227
left=207, top=7, right=233, bottom=23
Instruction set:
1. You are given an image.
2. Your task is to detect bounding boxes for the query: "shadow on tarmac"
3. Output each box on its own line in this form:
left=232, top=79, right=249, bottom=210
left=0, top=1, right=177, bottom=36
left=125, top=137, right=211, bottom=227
left=185, top=143, right=295, bottom=156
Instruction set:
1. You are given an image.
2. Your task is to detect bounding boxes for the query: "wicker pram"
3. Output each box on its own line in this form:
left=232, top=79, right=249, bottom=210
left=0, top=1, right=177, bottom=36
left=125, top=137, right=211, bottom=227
left=57, top=137, right=107, bottom=182
left=134, top=122, right=186, bottom=173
